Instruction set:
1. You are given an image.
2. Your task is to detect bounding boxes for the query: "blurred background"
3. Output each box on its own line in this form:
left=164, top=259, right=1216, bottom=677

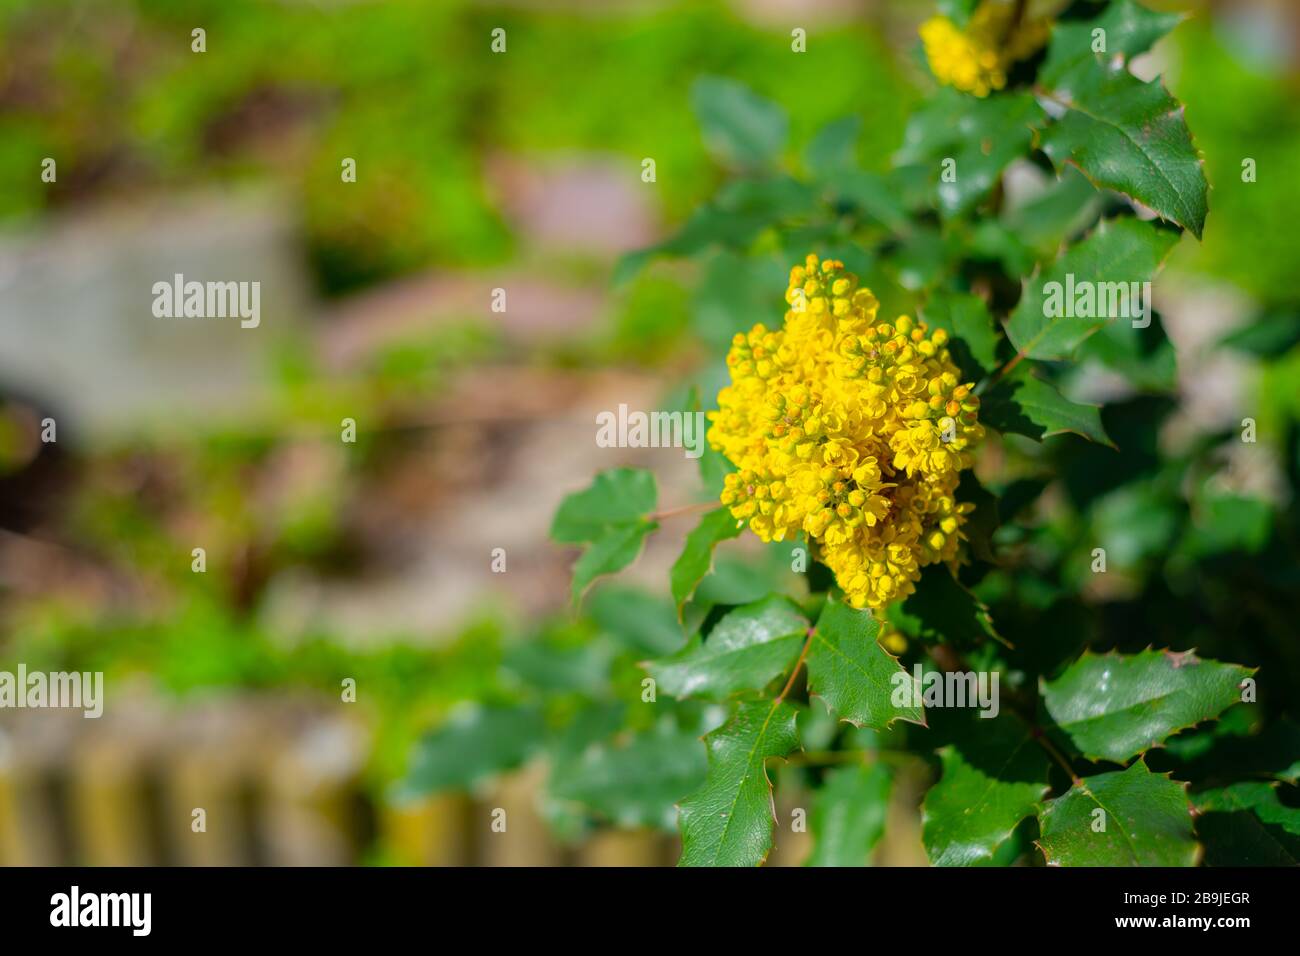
left=0, top=0, right=1297, bottom=866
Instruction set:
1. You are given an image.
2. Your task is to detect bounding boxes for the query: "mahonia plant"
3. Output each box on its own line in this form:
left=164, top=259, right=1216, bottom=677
left=408, top=0, right=1297, bottom=870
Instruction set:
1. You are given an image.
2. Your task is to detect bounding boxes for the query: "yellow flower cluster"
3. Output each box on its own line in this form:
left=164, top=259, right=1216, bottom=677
left=919, top=2, right=1051, bottom=97
left=709, top=255, right=983, bottom=611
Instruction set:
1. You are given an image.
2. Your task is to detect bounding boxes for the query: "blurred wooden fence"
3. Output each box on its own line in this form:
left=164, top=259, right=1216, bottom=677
left=0, top=692, right=690, bottom=866
left=0, top=692, right=924, bottom=865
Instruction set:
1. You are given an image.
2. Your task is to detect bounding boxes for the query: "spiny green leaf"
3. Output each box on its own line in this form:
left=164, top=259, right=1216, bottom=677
left=398, top=704, right=543, bottom=797
left=1042, top=648, right=1254, bottom=763
left=549, top=723, right=708, bottom=832
left=678, top=699, right=800, bottom=866
left=923, top=712, right=1050, bottom=866
left=649, top=595, right=808, bottom=700
left=691, top=76, right=788, bottom=169
left=981, top=369, right=1114, bottom=447
left=550, top=468, right=657, bottom=543
left=1036, top=3, right=1203, bottom=239
left=1036, top=759, right=1200, bottom=866
left=1004, top=217, right=1180, bottom=361
left=670, top=507, right=743, bottom=614
left=1039, top=0, right=1185, bottom=89
left=1038, top=67, right=1207, bottom=238
left=571, top=519, right=658, bottom=605
left=552, top=468, right=659, bottom=605
left=807, top=762, right=892, bottom=867
left=806, top=597, right=925, bottom=729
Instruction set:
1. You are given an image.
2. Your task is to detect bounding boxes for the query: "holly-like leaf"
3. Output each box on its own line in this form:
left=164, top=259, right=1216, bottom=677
left=678, top=699, right=800, bottom=866
left=807, top=762, right=892, bottom=867
left=923, top=712, right=1050, bottom=866
left=691, top=76, right=788, bottom=170
left=981, top=369, right=1114, bottom=447
left=649, top=595, right=808, bottom=700
left=670, top=507, right=743, bottom=614
left=398, top=704, right=544, bottom=797
left=549, top=723, right=708, bottom=831
left=1036, top=759, right=1200, bottom=866
left=551, top=468, right=657, bottom=543
left=551, top=468, right=659, bottom=604
left=571, top=520, right=657, bottom=605
left=1042, top=648, right=1254, bottom=763
left=1004, top=217, right=1180, bottom=361
left=1039, top=0, right=1185, bottom=90
left=806, top=597, right=925, bottom=729
left=1194, top=782, right=1300, bottom=866
left=1036, top=2, right=1204, bottom=238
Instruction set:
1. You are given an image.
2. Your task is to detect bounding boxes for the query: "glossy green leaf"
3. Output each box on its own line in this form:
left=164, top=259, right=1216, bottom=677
left=1036, top=759, right=1199, bottom=866
left=1042, top=648, right=1253, bottom=763
left=1039, top=0, right=1185, bottom=89
left=1005, top=217, right=1180, bottom=361
left=1037, top=2, right=1204, bottom=238
left=678, top=699, right=800, bottom=866
left=807, top=762, right=892, bottom=867
left=649, top=595, right=808, bottom=699
left=981, top=369, right=1114, bottom=447
left=550, top=468, right=657, bottom=543
left=806, top=597, right=924, bottom=729
left=923, top=712, right=1050, bottom=866
left=571, top=519, right=658, bottom=604
left=551, top=468, right=659, bottom=604
left=691, top=76, right=788, bottom=169
left=670, top=507, right=743, bottom=613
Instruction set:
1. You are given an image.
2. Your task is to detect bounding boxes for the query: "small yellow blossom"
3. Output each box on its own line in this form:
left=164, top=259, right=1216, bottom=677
left=919, top=2, right=1051, bottom=97
left=710, top=254, right=984, bottom=612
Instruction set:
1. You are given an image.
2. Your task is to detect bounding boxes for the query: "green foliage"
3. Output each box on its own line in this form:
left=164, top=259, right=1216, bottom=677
left=807, top=762, right=892, bottom=867
left=551, top=468, right=659, bottom=604
left=1042, top=648, right=1253, bottom=763
left=806, top=598, right=923, bottom=730
left=1037, top=760, right=1199, bottom=866
left=392, top=0, right=1295, bottom=868
left=677, top=699, right=799, bottom=866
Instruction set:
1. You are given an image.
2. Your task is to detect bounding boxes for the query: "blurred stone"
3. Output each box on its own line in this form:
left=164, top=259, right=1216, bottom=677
left=0, top=188, right=310, bottom=445
left=486, top=152, right=658, bottom=257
